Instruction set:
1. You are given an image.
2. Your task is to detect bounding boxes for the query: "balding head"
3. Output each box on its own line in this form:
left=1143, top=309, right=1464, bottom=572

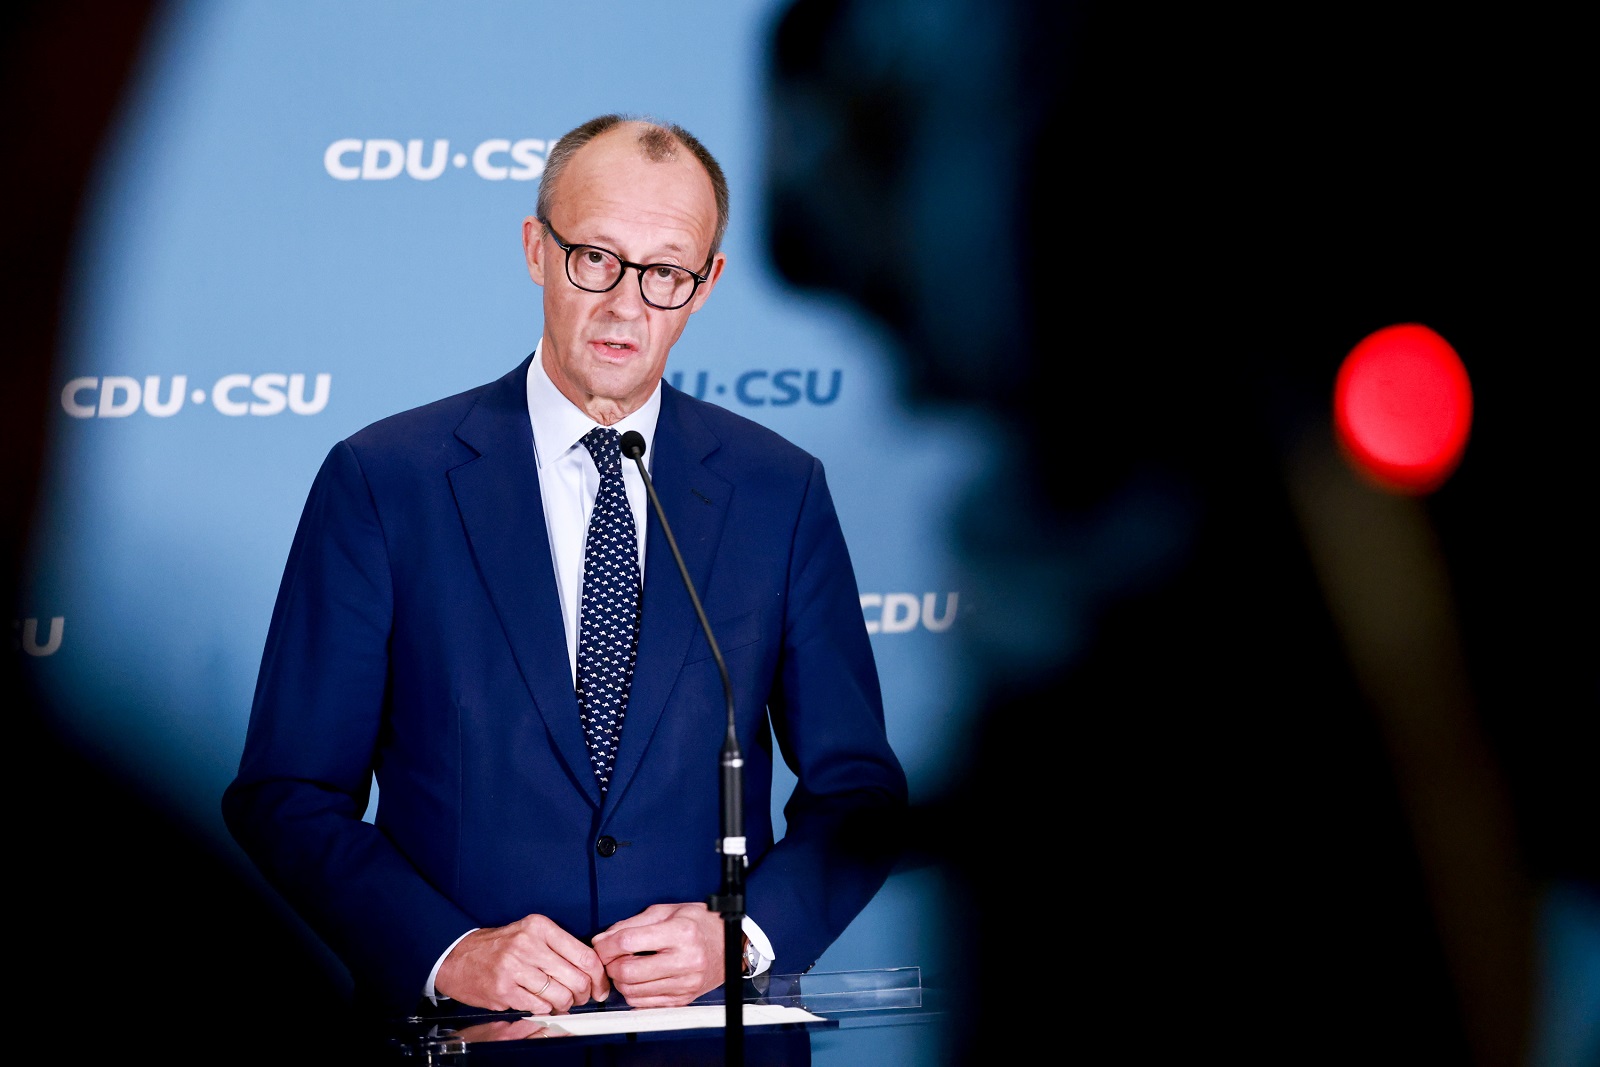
left=537, top=114, right=729, bottom=258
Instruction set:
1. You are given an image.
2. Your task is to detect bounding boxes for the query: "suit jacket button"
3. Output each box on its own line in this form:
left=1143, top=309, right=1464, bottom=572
left=596, top=836, right=618, bottom=857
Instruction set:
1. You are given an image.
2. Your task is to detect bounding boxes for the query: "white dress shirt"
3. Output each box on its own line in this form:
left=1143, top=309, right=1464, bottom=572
left=526, top=343, right=658, bottom=682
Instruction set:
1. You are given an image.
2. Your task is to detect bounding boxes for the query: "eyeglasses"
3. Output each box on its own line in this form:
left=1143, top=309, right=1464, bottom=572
left=540, top=218, right=710, bottom=311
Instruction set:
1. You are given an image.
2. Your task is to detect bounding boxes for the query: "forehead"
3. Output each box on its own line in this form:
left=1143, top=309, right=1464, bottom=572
left=553, top=126, right=717, bottom=257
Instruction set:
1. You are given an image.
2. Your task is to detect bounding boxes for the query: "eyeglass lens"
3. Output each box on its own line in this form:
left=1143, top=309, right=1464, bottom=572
left=567, top=246, right=696, bottom=309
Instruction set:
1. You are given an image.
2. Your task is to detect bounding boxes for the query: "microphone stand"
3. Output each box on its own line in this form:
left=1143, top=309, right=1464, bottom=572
left=620, top=432, right=745, bottom=1066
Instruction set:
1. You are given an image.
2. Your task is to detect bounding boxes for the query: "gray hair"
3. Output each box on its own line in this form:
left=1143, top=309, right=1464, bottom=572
left=536, top=113, right=730, bottom=263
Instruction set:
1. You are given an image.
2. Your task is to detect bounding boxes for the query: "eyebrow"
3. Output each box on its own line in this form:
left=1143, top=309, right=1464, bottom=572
left=582, top=231, right=696, bottom=263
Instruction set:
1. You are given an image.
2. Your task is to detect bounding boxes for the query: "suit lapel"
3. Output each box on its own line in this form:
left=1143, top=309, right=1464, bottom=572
left=604, top=387, right=731, bottom=812
left=449, top=356, right=602, bottom=809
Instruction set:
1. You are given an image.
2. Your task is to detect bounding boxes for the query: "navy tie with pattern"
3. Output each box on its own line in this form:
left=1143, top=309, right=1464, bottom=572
left=576, top=427, right=641, bottom=793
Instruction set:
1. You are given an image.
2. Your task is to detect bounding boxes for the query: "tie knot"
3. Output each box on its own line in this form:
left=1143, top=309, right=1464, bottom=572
left=581, top=427, right=621, bottom=473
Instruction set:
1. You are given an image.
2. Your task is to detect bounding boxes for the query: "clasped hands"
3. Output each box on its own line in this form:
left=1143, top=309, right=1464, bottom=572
left=434, top=901, right=727, bottom=1015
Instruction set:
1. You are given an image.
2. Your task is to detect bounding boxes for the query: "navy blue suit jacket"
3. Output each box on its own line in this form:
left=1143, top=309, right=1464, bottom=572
left=222, top=354, right=908, bottom=1016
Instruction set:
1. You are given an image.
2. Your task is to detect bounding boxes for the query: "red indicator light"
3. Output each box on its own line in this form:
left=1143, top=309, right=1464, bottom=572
left=1333, top=323, right=1473, bottom=495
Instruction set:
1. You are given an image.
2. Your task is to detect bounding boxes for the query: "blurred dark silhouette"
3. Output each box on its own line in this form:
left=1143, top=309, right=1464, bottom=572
left=5, top=2, right=365, bottom=1059
left=765, top=2, right=1592, bottom=1064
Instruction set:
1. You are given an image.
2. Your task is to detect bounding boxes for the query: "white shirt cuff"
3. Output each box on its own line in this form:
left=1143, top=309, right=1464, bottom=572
left=425, top=928, right=479, bottom=1003
left=741, top=915, right=775, bottom=977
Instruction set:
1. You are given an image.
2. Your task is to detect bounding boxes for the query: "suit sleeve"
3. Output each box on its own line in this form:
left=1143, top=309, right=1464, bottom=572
left=221, top=441, right=475, bottom=1015
left=745, top=456, right=910, bottom=973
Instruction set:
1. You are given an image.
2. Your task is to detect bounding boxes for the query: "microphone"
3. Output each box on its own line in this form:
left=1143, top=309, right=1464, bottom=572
left=618, top=430, right=747, bottom=1061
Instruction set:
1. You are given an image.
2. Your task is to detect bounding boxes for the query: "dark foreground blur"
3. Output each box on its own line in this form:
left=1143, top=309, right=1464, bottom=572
left=764, top=2, right=1593, bottom=1065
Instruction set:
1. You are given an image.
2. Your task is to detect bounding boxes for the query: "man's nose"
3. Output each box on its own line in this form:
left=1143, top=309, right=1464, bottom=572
left=600, top=269, right=649, bottom=315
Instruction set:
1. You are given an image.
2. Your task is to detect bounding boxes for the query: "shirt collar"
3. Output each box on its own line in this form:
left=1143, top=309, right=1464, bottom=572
left=527, top=340, right=662, bottom=468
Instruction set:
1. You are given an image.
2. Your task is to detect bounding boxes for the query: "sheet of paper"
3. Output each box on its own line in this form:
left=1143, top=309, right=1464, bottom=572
left=533, top=1004, right=824, bottom=1037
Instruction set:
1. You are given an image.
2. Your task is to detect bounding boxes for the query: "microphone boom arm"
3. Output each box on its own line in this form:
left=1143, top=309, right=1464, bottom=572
left=619, top=430, right=746, bottom=1063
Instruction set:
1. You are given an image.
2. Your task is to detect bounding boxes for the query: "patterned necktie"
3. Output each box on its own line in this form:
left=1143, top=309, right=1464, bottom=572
left=575, top=427, right=641, bottom=793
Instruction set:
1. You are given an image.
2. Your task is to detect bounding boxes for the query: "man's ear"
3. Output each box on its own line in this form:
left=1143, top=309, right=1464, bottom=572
left=522, top=216, right=546, bottom=285
left=686, top=252, right=726, bottom=314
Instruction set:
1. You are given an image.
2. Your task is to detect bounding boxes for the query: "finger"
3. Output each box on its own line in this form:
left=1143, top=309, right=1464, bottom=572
left=594, top=924, right=669, bottom=961
left=606, top=947, right=672, bottom=985
left=590, top=934, right=634, bottom=968
left=589, top=960, right=613, bottom=1003
left=538, top=973, right=578, bottom=1012
left=550, top=954, right=617, bottom=1009
left=590, top=929, right=634, bottom=961
left=517, top=968, right=565, bottom=1014
left=513, top=933, right=607, bottom=1006
left=542, top=947, right=608, bottom=1004
left=613, top=972, right=704, bottom=1010
left=538, top=926, right=600, bottom=965
left=597, top=906, right=669, bottom=937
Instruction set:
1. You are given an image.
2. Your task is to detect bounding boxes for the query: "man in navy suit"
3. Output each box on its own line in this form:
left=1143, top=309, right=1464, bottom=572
left=222, top=113, right=908, bottom=1021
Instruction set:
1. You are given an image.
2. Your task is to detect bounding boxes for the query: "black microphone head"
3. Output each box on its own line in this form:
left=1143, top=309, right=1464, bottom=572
left=620, top=430, right=647, bottom=459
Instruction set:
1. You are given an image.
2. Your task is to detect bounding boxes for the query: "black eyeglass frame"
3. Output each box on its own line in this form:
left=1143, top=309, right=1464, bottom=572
left=539, top=217, right=712, bottom=311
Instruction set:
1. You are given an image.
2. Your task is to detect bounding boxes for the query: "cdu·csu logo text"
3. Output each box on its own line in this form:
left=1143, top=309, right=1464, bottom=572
left=14, top=617, right=63, bottom=657
left=861, top=593, right=959, bottom=635
left=325, top=138, right=552, bottom=181
left=61, top=374, right=331, bottom=418
left=668, top=369, right=842, bottom=407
